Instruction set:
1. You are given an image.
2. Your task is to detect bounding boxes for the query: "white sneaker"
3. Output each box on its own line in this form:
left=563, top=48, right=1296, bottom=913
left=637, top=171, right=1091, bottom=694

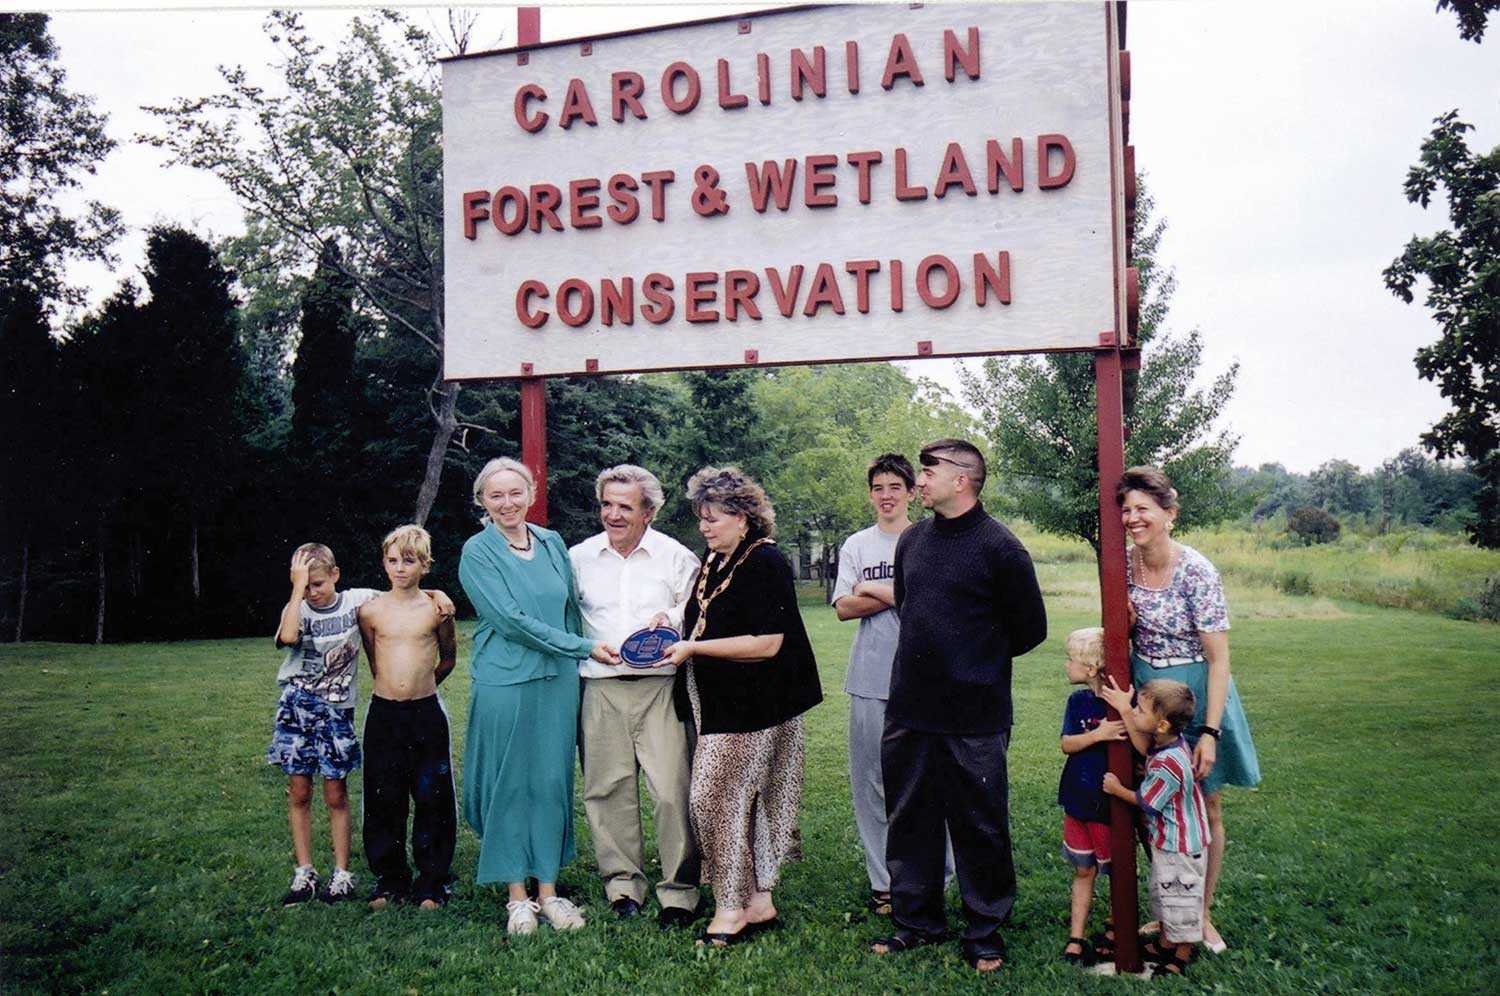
left=540, top=895, right=586, bottom=931
left=507, top=898, right=540, bottom=935
left=320, top=868, right=356, bottom=903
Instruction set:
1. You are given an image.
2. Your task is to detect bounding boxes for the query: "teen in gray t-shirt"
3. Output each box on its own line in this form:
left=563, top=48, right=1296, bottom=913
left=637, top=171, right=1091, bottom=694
left=833, top=525, right=901, bottom=700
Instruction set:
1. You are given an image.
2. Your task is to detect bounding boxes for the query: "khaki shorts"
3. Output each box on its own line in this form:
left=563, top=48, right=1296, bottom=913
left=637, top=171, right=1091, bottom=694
left=1148, top=846, right=1206, bottom=944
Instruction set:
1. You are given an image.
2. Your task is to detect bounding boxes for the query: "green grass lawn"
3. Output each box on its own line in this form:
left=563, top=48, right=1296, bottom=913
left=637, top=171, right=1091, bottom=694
left=2, top=563, right=1497, bottom=994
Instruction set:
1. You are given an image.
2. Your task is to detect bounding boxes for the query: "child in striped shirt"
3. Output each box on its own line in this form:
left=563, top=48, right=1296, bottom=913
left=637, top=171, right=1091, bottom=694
left=1102, top=679, right=1211, bottom=978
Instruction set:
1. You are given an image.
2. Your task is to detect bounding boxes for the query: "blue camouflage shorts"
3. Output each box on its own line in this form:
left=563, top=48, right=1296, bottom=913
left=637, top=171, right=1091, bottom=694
left=266, top=686, right=362, bottom=780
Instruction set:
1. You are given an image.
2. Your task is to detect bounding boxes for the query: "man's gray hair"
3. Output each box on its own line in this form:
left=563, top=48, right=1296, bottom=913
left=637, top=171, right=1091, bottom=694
left=595, top=464, right=665, bottom=513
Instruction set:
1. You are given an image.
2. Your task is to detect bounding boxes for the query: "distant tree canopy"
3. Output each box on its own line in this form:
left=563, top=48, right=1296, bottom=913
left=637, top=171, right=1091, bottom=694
left=1287, top=506, right=1342, bottom=546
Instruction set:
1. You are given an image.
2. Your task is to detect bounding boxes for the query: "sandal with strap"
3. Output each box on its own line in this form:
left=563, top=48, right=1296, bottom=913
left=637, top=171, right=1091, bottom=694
left=962, top=933, right=1008, bottom=972
left=1062, top=937, right=1095, bottom=965
left=1152, top=954, right=1190, bottom=978
left=870, top=927, right=943, bottom=954
left=867, top=890, right=893, bottom=916
left=1141, top=937, right=1177, bottom=963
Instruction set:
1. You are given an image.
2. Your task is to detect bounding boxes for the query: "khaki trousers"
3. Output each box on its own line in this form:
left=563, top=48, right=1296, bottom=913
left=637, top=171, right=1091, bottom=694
left=580, top=675, right=699, bottom=910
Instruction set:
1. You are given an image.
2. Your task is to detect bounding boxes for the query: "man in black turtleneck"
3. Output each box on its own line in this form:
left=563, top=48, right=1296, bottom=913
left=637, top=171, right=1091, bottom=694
left=870, top=438, right=1047, bottom=973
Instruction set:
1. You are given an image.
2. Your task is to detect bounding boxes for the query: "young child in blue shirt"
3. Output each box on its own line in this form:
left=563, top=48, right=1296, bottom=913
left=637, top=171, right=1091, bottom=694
left=1057, top=627, right=1127, bottom=965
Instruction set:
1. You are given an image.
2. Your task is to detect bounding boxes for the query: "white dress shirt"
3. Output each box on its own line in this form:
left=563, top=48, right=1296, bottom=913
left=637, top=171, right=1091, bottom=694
left=570, top=528, right=701, bottom=678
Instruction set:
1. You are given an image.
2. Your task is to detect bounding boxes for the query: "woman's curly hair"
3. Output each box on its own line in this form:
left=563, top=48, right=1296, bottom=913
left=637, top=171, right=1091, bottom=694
left=686, top=466, right=776, bottom=539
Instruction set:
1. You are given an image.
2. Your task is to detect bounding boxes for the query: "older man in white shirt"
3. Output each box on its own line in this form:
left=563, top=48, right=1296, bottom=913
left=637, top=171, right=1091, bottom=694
left=570, top=465, right=702, bottom=927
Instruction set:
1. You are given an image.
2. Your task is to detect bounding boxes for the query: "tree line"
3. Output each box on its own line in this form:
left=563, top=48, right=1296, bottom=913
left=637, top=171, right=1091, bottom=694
left=3, top=9, right=1493, bottom=643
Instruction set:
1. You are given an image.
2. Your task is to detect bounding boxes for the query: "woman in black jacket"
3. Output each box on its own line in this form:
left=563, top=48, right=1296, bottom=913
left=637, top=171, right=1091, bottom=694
left=659, top=466, right=822, bottom=946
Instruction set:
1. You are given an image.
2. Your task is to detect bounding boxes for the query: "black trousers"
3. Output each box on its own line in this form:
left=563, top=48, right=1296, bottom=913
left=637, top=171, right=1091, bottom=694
left=363, top=694, right=457, bottom=902
left=882, top=722, right=1015, bottom=941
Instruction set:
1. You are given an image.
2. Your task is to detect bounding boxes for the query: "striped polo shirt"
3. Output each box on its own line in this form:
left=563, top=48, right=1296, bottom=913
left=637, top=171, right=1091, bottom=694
left=1139, top=736, right=1212, bottom=854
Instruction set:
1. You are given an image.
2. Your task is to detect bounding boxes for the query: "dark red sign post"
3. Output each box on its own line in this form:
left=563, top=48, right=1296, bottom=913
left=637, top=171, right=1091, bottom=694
left=517, top=6, right=549, bottom=527
left=504, top=3, right=1142, bottom=973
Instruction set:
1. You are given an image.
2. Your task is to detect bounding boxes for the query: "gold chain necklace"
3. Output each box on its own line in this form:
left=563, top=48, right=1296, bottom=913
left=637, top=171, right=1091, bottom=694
left=690, top=538, right=772, bottom=639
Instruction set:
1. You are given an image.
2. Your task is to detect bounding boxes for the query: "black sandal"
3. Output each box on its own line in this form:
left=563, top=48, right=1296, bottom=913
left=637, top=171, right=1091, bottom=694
left=696, top=926, right=751, bottom=948
left=870, top=928, right=943, bottom=954
left=1152, top=954, right=1190, bottom=978
left=1090, top=926, right=1115, bottom=959
left=1141, top=937, right=1176, bottom=963
left=867, top=890, right=893, bottom=916
left=962, top=933, right=1007, bottom=972
left=1062, top=936, right=1095, bottom=965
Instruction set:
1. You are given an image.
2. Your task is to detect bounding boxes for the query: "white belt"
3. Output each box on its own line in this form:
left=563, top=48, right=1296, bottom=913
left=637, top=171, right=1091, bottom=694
left=1139, top=654, right=1198, bottom=669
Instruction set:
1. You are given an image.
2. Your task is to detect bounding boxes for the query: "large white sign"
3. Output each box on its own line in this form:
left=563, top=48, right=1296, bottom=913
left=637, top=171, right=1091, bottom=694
left=442, top=3, right=1124, bottom=379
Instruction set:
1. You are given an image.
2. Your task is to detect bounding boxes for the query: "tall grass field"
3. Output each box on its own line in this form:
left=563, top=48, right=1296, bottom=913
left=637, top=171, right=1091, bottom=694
left=1, top=550, right=1496, bottom=993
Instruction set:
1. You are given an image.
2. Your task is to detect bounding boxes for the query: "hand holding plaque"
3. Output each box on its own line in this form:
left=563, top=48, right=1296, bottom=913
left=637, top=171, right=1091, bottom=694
left=619, top=626, right=681, bottom=669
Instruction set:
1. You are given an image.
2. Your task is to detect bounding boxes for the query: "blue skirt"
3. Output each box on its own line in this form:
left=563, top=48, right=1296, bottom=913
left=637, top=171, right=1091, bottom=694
left=463, top=674, right=579, bottom=885
left=1130, top=654, right=1261, bottom=795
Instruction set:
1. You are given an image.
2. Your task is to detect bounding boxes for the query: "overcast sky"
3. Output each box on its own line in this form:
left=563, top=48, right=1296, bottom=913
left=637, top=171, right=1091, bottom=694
left=35, top=1, right=1500, bottom=473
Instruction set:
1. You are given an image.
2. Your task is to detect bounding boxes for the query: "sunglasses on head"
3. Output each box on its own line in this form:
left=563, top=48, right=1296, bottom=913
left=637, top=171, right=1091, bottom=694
left=919, top=452, right=977, bottom=472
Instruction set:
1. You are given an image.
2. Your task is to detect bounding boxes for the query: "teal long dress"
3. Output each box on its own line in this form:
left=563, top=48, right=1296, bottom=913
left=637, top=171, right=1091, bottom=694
left=458, top=522, right=594, bottom=886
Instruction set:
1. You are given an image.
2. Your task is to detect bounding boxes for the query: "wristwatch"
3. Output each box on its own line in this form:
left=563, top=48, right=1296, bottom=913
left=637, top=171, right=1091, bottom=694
left=1197, top=725, right=1221, bottom=740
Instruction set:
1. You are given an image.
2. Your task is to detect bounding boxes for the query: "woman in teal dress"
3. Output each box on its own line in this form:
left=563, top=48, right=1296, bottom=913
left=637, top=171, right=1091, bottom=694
left=1109, top=465, right=1261, bottom=955
left=459, top=457, right=620, bottom=936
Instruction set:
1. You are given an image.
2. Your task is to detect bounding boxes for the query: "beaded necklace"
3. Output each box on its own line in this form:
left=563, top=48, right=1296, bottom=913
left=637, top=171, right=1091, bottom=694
left=689, top=537, right=772, bottom=640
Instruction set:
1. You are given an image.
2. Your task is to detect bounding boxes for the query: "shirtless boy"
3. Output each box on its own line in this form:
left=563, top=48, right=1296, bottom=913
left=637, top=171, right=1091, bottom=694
left=358, top=524, right=459, bottom=909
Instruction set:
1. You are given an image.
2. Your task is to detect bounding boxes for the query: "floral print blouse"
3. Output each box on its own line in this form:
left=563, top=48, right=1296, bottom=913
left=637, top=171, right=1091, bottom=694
left=1128, top=544, right=1230, bottom=660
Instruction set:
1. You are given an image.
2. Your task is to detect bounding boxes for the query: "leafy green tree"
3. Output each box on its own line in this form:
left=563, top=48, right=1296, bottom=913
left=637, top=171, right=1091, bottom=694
left=1384, top=109, right=1499, bottom=547
left=0, top=13, right=121, bottom=310
left=959, top=181, right=1240, bottom=552
left=1308, top=459, right=1374, bottom=517
left=1436, top=0, right=1496, bottom=41
left=145, top=11, right=474, bottom=525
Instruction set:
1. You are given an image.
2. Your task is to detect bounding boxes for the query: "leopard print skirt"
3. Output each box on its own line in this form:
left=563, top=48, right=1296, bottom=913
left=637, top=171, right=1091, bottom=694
left=686, top=662, right=806, bottom=909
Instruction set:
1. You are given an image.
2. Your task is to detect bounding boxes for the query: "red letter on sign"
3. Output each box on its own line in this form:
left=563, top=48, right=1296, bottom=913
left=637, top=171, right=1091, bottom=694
left=606, top=174, right=640, bottom=224
left=557, top=279, right=594, bottom=327
left=685, top=272, right=720, bottom=323
left=641, top=273, right=675, bottom=323
left=517, top=280, right=549, bottom=328
left=724, top=270, right=763, bottom=321
left=492, top=187, right=527, bottom=235
left=570, top=178, right=602, bottom=229
left=987, top=138, right=1024, bottom=193
left=641, top=170, right=675, bottom=222
left=943, top=27, right=981, bottom=82
left=790, top=46, right=826, bottom=100
left=881, top=33, right=924, bottom=89
left=804, top=155, right=838, bottom=208
left=611, top=72, right=647, bottom=122
left=916, top=255, right=960, bottom=309
left=559, top=78, right=598, bottom=129
left=661, top=62, right=702, bottom=114
left=757, top=52, right=771, bottom=104
left=528, top=184, right=564, bottom=233
left=846, top=150, right=883, bottom=204
left=745, top=160, right=798, bottom=212
left=600, top=277, right=635, bottom=326
left=515, top=84, right=548, bottom=132
left=933, top=143, right=977, bottom=198
left=462, top=190, right=490, bottom=239
left=765, top=265, right=804, bottom=317
left=973, top=251, right=1012, bottom=306
left=1038, top=133, right=1077, bottom=189
left=845, top=259, right=880, bottom=313
left=845, top=41, right=860, bottom=94
left=894, top=148, right=928, bottom=201
left=802, top=262, right=846, bottom=317
left=717, top=59, right=749, bottom=109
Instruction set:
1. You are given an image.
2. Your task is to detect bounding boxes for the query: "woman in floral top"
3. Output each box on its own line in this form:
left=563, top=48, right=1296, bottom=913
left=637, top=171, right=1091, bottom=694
left=1115, top=466, right=1260, bottom=954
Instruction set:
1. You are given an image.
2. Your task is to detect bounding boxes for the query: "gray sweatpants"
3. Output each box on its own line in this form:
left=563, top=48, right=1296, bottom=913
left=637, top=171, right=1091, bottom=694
left=849, top=694, right=952, bottom=892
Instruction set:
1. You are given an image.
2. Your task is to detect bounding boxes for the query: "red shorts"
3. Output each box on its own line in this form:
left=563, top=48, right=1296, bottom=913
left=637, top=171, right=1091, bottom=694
left=1063, top=815, right=1113, bottom=871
